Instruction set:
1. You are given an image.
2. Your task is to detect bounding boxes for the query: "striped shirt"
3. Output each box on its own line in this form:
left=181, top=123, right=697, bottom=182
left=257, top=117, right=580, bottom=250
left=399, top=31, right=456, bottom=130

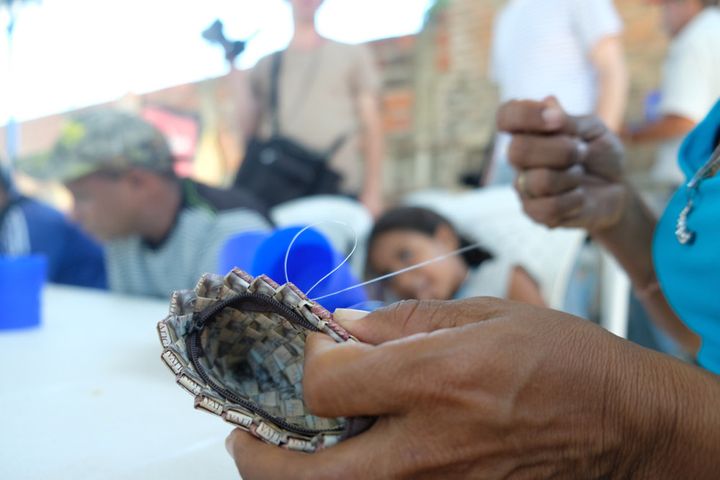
left=488, top=0, right=623, bottom=184
left=105, top=180, right=271, bottom=298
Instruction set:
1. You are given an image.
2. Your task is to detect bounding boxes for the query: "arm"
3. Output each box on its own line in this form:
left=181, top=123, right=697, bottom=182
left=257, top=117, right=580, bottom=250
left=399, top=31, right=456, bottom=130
left=507, top=266, right=546, bottom=307
left=590, top=35, right=629, bottom=133
left=233, top=66, right=261, bottom=141
left=216, top=69, right=254, bottom=179
left=356, top=91, right=385, bottom=217
left=592, top=184, right=700, bottom=352
left=497, top=98, right=700, bottom=353
left=624, top=114, right=697, bottom=143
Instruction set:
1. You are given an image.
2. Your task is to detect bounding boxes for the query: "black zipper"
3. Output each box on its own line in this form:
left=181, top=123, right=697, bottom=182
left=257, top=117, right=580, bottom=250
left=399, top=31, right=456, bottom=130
left=186, top=293, right=344, bottom=437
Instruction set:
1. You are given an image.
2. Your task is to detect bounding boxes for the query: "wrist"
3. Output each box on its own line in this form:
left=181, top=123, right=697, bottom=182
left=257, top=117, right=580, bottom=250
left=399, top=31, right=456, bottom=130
left=608, top=345, right=678, bottom=478
left=611, top=345, right=720, bottom=478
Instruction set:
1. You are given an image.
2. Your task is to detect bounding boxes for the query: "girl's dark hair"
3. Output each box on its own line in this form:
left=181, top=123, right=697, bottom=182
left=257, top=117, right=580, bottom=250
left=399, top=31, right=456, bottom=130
left=368, top=206, right=493, bottom=268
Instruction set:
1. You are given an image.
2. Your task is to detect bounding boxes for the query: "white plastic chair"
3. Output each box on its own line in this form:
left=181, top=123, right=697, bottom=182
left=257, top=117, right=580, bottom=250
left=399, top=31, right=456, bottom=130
left=599, top=252, right=631, bottom=338
left=404, top=187, right=586, bottom=311
left=270, top=195, right=373, bottom=278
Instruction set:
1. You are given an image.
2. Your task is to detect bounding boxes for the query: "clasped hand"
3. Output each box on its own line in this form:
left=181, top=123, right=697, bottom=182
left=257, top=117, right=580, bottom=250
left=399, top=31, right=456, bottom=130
left=227, top=298, right=669, bottom=479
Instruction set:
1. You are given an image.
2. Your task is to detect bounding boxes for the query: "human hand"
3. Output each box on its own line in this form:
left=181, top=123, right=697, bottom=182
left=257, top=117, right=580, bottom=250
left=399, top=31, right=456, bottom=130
left=497, top=97, right=628, bottom=232
left=226, top=299, right=678, bottom=479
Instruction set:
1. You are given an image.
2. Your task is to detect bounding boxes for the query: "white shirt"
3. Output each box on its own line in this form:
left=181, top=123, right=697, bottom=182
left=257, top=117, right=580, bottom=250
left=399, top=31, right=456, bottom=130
left=655, top=7, right=720, bottom=186
left=453, top=258, right=514, bottom=300
left=488, top=0, right=623, bottom=184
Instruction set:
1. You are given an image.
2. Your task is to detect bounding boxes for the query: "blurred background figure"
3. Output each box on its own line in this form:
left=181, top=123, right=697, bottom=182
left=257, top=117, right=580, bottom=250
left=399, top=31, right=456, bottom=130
left=0, top=0, right=698, bottom=344
left=624, top=0, right=720, bottom=207
left=366, top=206, right=545, bottom=306
left=236, top=0, right=385, bottom=215
left=0, top=162, right=106, bottom=289
left=487, top=0, right=629, bottom=185
left=42, top=110, right=271, bottom=299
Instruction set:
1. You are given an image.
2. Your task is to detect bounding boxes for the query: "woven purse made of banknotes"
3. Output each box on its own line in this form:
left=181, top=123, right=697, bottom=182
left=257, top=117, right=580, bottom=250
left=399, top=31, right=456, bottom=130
left=157, top=268, right=373, bottom=453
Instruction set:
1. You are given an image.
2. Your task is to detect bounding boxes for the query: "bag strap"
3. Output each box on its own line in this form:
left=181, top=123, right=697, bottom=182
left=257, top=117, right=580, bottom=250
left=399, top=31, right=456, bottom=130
left=325, top=133, right=351, bottom=159
left=269, top=51, right=283, bottom=136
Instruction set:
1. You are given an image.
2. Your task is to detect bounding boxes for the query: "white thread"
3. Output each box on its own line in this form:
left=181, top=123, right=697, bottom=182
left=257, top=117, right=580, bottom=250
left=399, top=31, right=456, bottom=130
left=310, top=242, right=483, bottom=302
left=283, top=221, right=358, bottom=296
left=282, top=221, right=487, bottom=304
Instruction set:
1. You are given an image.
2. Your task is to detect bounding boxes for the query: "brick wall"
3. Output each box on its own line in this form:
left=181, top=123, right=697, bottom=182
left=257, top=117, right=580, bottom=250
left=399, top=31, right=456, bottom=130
left=375, top=0, right=669, bottom=196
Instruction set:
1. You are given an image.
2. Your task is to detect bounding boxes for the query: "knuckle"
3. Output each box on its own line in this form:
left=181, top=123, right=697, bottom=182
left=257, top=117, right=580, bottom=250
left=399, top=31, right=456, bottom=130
left=548, top=195, right=565, bottom=214
left=561, top=136, right=579, bottom=166
left=545, top=215, right=562, bottom=229
left=302, top=356, right=333, bottom=414
left=496, top=105, right=508, bottom=129
left=507, top=137, right=529, bottom=166
left=532, top=206, right=559, bottom=227
left=387, top=299, right=422, bottom=333
left=425, top=299, right=453, bottom=330
left=534, top=169, right=554, bottom=196
left=531, top=198, right=564, bottom=228
left=522, top=202, right=542, bottom=223
left=301, top=374, right=326, bottom=415
left=497, top=100, right=519, bottom=130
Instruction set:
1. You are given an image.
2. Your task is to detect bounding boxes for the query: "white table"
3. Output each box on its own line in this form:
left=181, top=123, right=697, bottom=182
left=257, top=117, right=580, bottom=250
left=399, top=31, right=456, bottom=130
left=0, top=286, right=239, bottom=480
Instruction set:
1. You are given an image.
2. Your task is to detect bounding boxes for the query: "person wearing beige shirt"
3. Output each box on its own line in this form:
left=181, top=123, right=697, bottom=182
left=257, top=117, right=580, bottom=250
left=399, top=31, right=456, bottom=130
left=241, top=0, right=385, bottom=216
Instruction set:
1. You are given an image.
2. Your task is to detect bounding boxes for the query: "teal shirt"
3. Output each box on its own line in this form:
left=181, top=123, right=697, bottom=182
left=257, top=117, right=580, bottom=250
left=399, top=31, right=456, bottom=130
left=653, top=100, right=720, bottom=374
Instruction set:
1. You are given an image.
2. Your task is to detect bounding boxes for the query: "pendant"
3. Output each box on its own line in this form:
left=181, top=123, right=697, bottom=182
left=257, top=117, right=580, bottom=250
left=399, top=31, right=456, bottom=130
left=675, top=201, right=695, bottom=245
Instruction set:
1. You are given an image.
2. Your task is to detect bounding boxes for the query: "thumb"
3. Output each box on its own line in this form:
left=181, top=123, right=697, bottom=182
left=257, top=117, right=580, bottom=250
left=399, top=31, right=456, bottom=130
left=335, top=298, right=508, bottom=345
left=334, top=300, right=443, bottom=344
left=542, top=96, right=609, bottom=144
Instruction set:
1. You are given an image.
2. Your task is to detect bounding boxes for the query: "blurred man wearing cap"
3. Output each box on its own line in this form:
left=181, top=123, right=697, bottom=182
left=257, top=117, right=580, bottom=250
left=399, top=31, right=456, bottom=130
left=625, top=0, right=720, bottom=195
left=45, top=109, right=271, bottom=298
left=0, top=164, right=106, bottom=288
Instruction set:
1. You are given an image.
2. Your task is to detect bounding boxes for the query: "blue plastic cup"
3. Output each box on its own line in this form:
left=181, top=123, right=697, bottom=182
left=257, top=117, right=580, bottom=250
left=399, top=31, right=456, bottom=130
left=251, top=226, right=368, bottom=311
left=218, top=230, right=271, bottom=275
left=0, top=255, right=47, bottom=330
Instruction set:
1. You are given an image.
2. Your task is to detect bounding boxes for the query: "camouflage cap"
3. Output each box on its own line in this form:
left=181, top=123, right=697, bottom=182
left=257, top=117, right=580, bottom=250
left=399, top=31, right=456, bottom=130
left=42, top=109, right=175, bottom=183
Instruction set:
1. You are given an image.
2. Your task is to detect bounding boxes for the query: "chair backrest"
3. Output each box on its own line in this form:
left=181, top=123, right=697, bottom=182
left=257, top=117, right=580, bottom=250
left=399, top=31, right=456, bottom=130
left=404, top=187, right=586, bottom=310
left=270, top=195, right=373, bottom=278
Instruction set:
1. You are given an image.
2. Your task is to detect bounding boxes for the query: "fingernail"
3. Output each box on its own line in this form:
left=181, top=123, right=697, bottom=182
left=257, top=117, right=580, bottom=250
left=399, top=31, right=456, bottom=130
left=333, top=308, right=369, bottom=325
left=542, top=107, right=564, bottom=129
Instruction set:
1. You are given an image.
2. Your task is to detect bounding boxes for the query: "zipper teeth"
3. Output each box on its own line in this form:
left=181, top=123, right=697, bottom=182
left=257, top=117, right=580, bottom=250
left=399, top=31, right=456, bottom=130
left=187, top=294, right=343, bottom=437
left=193, top=293, right=319, bottom=333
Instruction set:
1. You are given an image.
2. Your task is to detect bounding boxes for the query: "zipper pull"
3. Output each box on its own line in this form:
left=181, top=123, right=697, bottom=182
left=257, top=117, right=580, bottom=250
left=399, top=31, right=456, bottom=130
left=188, top=312, right=207, bottom=335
